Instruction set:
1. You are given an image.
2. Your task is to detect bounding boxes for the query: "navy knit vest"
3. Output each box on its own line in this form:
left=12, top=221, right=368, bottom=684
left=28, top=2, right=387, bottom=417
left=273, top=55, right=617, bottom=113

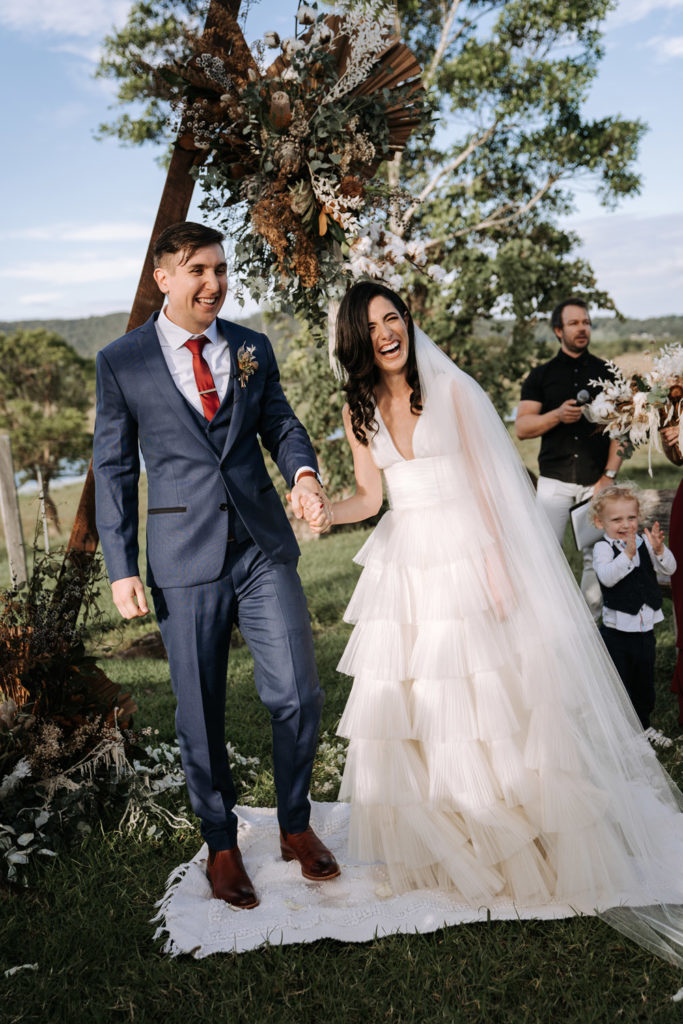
left=598, top=539, right=662, bottom=614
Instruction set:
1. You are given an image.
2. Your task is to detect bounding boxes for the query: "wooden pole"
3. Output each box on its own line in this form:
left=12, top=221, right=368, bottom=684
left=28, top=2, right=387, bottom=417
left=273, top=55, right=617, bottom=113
left=64, top=0, right=247, bottom=569
left=0, top=434, right=28, bottom=588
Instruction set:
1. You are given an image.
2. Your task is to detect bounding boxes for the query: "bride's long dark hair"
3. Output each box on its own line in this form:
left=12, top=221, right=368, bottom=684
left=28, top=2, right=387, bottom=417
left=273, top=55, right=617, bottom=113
left=335, top=281, right=422, bottom=446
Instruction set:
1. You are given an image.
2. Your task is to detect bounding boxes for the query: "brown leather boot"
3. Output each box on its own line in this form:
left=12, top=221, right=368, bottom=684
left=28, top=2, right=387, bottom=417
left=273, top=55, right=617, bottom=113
left=206, top=846, right=259, bottom=908
left=280, top=826, right=340, bottom=880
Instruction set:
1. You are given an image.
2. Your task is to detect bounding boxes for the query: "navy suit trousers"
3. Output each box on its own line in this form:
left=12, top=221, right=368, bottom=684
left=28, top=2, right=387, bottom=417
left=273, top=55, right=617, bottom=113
left=153, top=538, right=324, bottom=850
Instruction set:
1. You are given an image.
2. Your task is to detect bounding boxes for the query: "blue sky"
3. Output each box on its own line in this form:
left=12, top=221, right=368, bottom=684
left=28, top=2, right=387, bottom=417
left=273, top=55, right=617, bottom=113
left=0, top=0, right=681, bottom=323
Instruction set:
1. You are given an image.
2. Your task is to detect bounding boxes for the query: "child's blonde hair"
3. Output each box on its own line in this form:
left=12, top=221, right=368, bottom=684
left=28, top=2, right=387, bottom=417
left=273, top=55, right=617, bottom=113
left=589, top=483, right=641, bottom=527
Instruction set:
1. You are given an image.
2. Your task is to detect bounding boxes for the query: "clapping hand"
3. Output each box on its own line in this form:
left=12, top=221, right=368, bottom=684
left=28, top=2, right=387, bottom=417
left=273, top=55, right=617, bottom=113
left=644, top=520, right=665, bottom=556
left=625, top=522, right=638, bottom=560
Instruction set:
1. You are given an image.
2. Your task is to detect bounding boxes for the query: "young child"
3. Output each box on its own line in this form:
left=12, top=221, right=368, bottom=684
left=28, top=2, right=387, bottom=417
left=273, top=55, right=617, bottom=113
left=590, top=483, right=676, bottom=744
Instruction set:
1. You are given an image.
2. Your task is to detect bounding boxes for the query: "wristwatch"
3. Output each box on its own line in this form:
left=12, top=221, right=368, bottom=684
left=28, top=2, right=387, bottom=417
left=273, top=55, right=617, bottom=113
left=604, top=469, right=618, bottom=479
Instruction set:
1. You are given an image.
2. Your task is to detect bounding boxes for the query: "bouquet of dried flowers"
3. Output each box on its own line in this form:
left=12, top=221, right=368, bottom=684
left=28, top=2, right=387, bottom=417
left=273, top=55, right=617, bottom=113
left=584, top=343, right=683, bottom=468
left=140, top=1, right=424, bottom=329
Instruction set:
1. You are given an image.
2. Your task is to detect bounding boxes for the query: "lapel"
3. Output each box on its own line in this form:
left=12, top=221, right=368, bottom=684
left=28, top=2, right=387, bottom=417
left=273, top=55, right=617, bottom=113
left=138, top=313, right=212, bottom=450
left=219, top=320, right=249, bottom=464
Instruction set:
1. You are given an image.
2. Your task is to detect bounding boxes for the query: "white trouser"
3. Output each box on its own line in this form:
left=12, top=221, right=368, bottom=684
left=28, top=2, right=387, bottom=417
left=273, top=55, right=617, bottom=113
left=536, top=475, right=602, bottom=622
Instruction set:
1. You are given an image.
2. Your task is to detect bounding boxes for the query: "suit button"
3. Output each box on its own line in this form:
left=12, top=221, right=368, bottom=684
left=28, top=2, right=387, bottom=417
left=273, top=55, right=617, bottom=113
left=219, top=503, right=229, bottom=511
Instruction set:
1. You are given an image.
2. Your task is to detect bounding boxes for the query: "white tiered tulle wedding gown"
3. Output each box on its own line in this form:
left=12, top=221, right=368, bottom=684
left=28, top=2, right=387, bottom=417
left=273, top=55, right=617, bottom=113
left=336, top=329, right=683, bottom=964
left=157, top=330, right=683, bottom=965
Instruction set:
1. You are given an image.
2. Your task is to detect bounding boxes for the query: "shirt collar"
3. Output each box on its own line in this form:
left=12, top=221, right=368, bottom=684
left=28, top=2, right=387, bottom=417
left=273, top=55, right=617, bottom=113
left=157, top=308, right=220, bottom=351
left=606, top=533, right=643, bottom=549
left=556, top=347, right=590, bottom=366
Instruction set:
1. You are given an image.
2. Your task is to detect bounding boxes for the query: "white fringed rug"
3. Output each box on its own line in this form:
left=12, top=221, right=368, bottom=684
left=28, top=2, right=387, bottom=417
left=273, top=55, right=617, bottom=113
left=153, top=801, right=587, bottom=957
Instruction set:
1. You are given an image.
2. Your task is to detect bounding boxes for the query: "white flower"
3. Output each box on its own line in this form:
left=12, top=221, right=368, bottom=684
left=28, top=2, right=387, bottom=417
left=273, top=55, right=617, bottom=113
left=350, top=234, right=372, bottom=256
left=281, top=37, right=305, bottom=58
left=321, top=1, right=393, bottom=104
left=427, top=265, right=447, bottom=282
left=282, top=67, right=300, bottom=83
left=384, top=232, right=407, bottom=260
left=653, top=343, right=683, bottom=379
left=386, top=272, right=404, bottom=291
left=405, top=240, right=427, bottom=264
left=4, top=964, right=38, bottom=978
left=263, top=31, right=280, bottom=48
left=311, top=23, right=333, bottom=45
left=296, top=5, right=317, bottom=25
left=0, top=757, right=31, bottom=799
left=348, top=254, right=380, bottom=278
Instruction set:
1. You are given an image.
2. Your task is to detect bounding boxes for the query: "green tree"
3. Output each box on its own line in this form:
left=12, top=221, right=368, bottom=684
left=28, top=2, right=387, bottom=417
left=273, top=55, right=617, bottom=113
left=94, top=0, right=645, bottom=487
left=381, top=0, right=644, bottom=408
left=0, top=330, right=95, bottom=531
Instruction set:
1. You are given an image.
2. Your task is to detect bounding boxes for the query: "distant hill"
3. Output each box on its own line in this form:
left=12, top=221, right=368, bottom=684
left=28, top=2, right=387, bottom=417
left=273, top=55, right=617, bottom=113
left=0, top=310, right=299, bottom=361
left=2, top=311, right=682, bottom=362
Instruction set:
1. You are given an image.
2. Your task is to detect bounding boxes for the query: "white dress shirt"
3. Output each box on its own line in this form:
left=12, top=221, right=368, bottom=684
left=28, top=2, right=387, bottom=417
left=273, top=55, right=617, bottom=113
left=155, top=309, right=231, bottom=415
left=154, top=308, right=319, bottom=484
left=593, top=532, right=676, bottom=632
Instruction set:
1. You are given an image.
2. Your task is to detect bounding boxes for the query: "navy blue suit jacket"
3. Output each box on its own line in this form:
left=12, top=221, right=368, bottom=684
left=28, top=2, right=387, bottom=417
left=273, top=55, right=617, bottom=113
left=93, top=313, right=318, bottom=589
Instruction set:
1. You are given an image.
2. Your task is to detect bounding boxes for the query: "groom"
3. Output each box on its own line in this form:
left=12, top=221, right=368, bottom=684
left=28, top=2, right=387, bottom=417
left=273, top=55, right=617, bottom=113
left=93, top=221, right=338, bottom=909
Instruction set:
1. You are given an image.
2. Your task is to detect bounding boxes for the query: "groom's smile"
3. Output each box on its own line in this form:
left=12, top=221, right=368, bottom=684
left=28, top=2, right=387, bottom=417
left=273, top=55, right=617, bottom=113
left=153, top=242, right=228, bottom=335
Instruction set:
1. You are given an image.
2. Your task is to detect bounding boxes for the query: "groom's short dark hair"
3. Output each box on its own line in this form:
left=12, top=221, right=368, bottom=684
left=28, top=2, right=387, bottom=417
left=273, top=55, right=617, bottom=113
left=153, top=222, right=225, bottom=268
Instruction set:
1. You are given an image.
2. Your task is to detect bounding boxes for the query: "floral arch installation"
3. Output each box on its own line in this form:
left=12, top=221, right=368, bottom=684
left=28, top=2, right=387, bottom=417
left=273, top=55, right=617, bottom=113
left=63, top=0, right=424, bottom=618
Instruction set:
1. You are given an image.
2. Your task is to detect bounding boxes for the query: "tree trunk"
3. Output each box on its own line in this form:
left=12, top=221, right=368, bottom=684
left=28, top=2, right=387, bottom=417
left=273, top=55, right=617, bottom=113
left=42, top=485, right=60, bottom=535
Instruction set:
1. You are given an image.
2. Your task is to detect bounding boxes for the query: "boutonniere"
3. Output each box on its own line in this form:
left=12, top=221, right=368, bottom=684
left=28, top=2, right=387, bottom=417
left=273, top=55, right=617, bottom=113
left=236, top=343, right=259, bottom=388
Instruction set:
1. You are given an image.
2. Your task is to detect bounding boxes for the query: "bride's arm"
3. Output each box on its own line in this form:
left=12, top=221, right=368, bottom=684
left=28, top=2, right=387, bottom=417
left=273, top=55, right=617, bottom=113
left=329, top=404, right=384, bottom=525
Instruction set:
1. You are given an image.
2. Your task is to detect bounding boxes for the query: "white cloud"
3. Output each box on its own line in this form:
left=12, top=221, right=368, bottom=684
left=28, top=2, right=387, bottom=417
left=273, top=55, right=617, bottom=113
left=50, top=41, right=104, bottom=64
left=646, top=33, right=683, bottom=57
left=610, top=0, right=683, bottom=26
left=17, top=292, right=64, bottom=306
left=0, top=255, right=141, bottom=285
left=569, top=211, right=683, bottom=316
left=0, top=0, right=131, bottom=38
left=5, top=222, right=151, bottom=243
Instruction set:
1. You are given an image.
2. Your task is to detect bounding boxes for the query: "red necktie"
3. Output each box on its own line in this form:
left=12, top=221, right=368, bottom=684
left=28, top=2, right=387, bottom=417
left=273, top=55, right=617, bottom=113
left=184, top=336, right=221, bottom=420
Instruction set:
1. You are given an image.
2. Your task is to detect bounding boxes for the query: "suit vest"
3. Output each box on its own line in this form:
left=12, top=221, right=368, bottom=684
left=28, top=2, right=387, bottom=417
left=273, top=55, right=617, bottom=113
left=598, top=539, right=662, bottom=614
left=185, top=388, right=251, bottom=545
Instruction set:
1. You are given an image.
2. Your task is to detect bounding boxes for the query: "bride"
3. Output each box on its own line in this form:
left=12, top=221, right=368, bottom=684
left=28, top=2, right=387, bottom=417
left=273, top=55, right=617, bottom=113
left=308, top=279, right=683, bottom=967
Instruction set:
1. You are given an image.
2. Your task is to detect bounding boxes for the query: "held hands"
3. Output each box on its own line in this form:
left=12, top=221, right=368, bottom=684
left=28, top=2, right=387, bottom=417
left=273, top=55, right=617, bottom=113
left=287, top=477, right=333, bottom=534
left=111, top=576, right=149, bottom=619
left=300, top=492, right=333, bottom=534
left=644, top=520, right=666, bottom=557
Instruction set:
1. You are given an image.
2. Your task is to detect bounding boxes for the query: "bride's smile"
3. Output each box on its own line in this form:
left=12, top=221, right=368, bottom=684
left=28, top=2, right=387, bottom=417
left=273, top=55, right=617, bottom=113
left=368, top=295, right=410, bottom=374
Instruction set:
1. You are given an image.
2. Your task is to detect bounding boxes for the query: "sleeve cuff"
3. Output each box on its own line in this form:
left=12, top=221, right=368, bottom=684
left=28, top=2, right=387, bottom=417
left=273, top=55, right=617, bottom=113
left=294, top=466, right=322, bottom=486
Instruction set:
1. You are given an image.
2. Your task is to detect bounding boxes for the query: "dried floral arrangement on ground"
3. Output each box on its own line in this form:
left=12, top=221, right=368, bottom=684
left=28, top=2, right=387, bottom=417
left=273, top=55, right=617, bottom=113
left=0, top=554, right=187, bottom=884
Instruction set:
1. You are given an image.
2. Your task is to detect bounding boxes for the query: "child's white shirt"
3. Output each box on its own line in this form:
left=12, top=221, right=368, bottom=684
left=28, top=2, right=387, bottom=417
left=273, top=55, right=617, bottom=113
left=593, top=533, right=676, bottom=633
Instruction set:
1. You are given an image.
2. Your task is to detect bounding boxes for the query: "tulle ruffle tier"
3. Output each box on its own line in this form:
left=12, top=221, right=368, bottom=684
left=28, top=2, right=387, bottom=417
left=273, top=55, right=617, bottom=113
left=336, top=459, right=680, bottom=911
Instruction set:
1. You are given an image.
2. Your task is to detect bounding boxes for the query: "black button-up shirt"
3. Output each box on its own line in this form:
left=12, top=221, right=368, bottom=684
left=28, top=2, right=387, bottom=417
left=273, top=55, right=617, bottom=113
left=520, top=349, right=613, bottom=485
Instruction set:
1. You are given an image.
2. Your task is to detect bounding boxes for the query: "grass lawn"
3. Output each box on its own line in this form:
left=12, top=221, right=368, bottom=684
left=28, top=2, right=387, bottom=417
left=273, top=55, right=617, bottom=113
left=3, top=465, right=683, bottom=1023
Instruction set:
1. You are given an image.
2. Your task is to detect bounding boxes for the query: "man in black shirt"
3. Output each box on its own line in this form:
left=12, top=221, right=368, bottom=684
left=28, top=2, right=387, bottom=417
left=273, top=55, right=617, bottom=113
left=515, top=297, right=622, bottom=620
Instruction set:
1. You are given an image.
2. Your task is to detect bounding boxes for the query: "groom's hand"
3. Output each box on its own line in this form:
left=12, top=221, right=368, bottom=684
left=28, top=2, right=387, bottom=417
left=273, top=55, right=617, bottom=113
left=111, top=575, right=150, bottom=619
left=288, top=477, right=332, bottom=533
left=301, top=492, right=333, bottom=534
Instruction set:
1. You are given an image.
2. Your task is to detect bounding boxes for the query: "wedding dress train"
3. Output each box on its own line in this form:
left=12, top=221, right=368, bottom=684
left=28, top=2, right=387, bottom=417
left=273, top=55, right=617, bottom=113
left=336, top=329, right=683, bottom=964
